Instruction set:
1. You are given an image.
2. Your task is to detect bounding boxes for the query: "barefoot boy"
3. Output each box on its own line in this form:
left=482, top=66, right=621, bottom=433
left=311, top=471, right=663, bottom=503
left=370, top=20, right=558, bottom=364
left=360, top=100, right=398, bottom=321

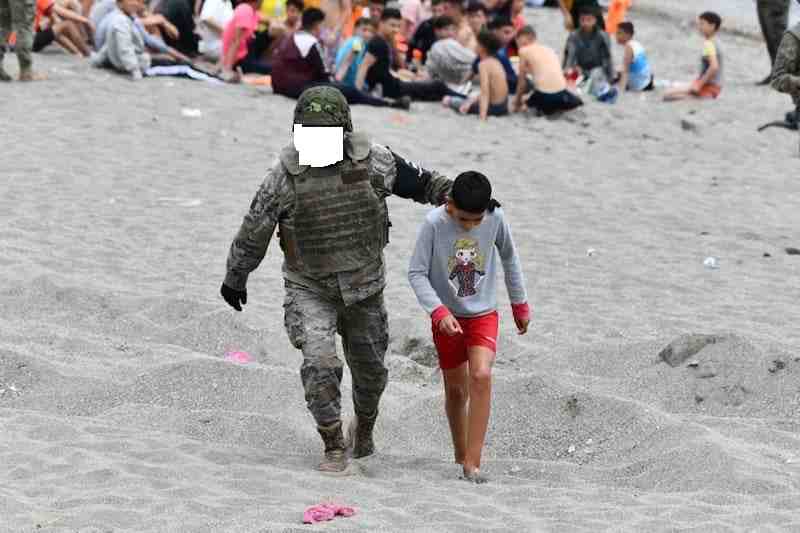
left=512, top=25, right=582, bottom=115
left=443, top=29, right=509, bottom=119
left=664, top=11, right=723, bottom=101
left=408, top=171, right=530, bottom=483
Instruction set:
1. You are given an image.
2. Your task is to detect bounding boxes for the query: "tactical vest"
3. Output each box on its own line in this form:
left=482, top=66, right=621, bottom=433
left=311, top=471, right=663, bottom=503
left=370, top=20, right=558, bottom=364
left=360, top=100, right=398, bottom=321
left=278, top=133, right=389, bottom=275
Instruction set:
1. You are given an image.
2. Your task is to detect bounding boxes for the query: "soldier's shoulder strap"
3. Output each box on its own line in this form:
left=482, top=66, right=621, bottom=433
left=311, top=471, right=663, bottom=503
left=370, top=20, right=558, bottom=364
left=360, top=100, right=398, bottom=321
left=279, top=144, right=309, bottom=176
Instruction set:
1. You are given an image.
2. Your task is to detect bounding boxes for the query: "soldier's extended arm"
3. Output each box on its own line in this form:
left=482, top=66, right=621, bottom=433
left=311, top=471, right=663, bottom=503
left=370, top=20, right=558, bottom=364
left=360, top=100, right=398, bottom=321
left=223, top=166, right=286, bottom=291
left=388, top=151, right=452, bottom=206
left=771, top=34, right=800, bottom=95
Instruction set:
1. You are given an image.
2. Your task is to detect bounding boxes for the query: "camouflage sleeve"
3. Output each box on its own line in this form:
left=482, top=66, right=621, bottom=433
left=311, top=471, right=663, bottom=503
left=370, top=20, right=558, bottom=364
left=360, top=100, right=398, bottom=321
left=223, top=163, right=288, bottom=290
left=369, top=144, right=452, bottom=206
left=771, top=33, right=800, bottom=99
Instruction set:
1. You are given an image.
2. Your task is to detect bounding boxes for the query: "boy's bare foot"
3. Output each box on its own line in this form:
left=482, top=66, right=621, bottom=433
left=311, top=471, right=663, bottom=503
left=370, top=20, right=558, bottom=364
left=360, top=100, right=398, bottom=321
left=461, top=467, right=488, bottom=484
left=0, top=67, right=12, bottom=82
left=19, top=70, right=46, bottom=81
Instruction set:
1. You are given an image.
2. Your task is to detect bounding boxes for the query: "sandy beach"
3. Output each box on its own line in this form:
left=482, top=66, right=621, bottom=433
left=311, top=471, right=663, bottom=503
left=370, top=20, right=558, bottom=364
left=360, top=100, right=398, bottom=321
left=2, top=4, right=800, bottom=531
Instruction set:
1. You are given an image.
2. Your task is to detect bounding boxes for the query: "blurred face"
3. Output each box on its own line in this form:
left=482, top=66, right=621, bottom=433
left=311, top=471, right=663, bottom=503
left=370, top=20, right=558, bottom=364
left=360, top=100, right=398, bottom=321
left=432, top=2, right=445, bottom=17
left=309, top=21, right=323, bottom=38
left=286, top=4, right=301, bottom=24
left=118, top=0, right=141, bottom=16
left=615, top=29, right=630, bottom=45
left=435, top=24, right=456, bottom=40
left=467, top=10, right=485, bottom=33
left=380, top=17, right=401, bottom=39
left=447, top=202, right=485, bottom=231
left=697, top=17, right=715, bottom=37
left=369, top=2, right=384, bottom=19
left=356, top=23, right=375, bottom=40
left=511, top=0, right=523, bottom=15
left=494, top=24, right=514, bottom=47
left=579, top=13, right=596, bottom=32
left=516, top=33, right=533, bottom=47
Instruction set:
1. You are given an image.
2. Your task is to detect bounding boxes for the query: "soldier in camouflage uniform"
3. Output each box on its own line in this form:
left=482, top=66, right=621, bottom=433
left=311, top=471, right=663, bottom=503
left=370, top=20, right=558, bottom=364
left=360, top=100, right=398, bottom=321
left=0, top=0, right=37, bottom=81
left=220, top=86, right=451, bottom=473
left=771, top=1, right=800, bottom=131
left=757, top=0, right=791, bottom=84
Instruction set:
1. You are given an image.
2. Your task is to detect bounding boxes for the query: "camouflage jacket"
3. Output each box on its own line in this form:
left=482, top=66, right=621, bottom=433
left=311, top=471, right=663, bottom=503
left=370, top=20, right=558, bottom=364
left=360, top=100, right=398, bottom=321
left=772, top=24, right=800, bottom=106
left=224, top=142, right=451, bottom=306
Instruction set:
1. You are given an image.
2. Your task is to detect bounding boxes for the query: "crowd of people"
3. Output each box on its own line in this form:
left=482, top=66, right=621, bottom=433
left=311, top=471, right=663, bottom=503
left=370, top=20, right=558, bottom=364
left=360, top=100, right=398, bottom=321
left=0, top=0, right=785, bottom=118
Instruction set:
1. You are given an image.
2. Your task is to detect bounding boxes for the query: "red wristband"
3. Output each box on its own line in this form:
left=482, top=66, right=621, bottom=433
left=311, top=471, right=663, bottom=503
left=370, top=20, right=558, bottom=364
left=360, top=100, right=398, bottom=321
left=431, top=305, right=451, bottom=328
left=511, top=302, right=530, bottom=322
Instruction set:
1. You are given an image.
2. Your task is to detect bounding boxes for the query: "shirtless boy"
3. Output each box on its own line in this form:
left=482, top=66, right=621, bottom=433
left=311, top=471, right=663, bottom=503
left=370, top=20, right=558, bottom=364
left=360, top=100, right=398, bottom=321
left=512, top=25, right=582, bottom=115
left=443, top=29, right=509, bottom=119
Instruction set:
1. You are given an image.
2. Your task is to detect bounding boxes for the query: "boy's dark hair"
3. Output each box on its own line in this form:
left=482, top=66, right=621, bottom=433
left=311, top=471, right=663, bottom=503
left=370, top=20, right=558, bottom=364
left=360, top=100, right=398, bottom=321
left=617, top=21, right=634, bottom=35
left=301, top=7, right=325, bottom=29
left=286, top=0, right=304, bottom=10
left=451, top=171, right=500, bottom=213
left=432, top=15, right=456, bottom=31
left=487, top=16, right=513, bottom=30
left=430, top=0, right=444, bottom=6
left=355, top=16, right=376, bottom=28
left=370, top=0, right=387, bottom=5
left=578, top=5, right=600, bottom=17
left=380, top=7, right=402, bottom=21
left=517, top=24, right=536, bottom=39
left=444, top=0, right=464, bottom=11
left=699, top=11, right=722, bottom=31
left=476, top=28, right=501, bottom=55
left=466, top=1, right=486, bottom=14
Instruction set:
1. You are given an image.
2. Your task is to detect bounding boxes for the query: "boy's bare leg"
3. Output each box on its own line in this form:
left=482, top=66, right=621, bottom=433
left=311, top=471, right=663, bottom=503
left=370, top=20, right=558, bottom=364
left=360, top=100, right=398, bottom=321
left=462, top=346, right=494, bottom=483
left=62, top=20, right=91, bottom=56
left=52, top=21, right=82, bottom=55
left=663, top=84, right=691, bottom=101
left=442, top=363, right=469, bottom=465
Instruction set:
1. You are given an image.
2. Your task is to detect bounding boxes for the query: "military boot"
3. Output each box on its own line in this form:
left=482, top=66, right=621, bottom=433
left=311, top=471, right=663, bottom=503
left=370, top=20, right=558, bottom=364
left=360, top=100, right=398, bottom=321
left=317, top=422, right=348, bottom=473
left=348, top=414, right=377, bottom=459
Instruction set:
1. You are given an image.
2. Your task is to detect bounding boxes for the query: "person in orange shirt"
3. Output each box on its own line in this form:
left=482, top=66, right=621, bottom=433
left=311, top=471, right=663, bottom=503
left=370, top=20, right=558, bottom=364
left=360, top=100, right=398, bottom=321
left=605, top=0, right=630, bottom=35
left=33, top=0, right=94, bottom=56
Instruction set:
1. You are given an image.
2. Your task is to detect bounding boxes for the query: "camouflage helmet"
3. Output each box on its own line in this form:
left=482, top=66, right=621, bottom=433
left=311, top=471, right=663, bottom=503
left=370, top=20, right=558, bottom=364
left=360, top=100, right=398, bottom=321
left=294, top=86, right=353, bottom=132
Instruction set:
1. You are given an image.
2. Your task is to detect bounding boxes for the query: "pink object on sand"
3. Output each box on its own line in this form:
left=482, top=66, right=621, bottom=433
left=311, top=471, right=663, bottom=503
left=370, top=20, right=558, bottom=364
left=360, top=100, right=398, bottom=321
left=302, top=503, right=356, bottom=524
left=224, top=351, right=253, bottom=364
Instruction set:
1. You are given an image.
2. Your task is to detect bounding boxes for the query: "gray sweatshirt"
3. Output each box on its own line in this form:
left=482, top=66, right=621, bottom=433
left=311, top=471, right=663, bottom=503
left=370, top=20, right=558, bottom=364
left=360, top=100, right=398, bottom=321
left=408, top=206, right=528, bottom=318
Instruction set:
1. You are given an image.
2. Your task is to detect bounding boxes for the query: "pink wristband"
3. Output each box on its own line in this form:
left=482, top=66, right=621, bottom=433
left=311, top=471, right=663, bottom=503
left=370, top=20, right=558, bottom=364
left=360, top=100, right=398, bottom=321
left=511, top=302, right=530, bottom=322
left=431, top=305, right=451, bottom=327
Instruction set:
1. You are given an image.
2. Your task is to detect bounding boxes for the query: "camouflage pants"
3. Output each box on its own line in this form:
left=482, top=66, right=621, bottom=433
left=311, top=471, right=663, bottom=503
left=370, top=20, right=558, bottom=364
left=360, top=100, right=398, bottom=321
left=283, top=282, right=389, bottom=428
left=758, top=0, right=790, bottom=65
left=0, top=0, right=35, bottom=71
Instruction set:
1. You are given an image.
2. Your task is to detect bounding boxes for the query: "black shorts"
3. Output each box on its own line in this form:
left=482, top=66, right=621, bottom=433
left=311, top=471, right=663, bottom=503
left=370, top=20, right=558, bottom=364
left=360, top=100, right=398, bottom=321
left=33, top=28, right=55, bottom=52
left=527, top=89, right=583, bottom=116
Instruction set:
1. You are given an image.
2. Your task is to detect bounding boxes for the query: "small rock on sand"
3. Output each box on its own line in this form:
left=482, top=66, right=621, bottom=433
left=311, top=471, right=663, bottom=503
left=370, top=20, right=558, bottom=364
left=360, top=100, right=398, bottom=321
left=659, top=334, right=721, bottom=367
left=786, top=247, right=800, bottom=256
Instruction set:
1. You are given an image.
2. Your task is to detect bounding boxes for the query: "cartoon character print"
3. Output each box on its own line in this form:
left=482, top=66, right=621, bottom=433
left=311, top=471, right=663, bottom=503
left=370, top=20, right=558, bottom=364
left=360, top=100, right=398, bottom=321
left=448, top=238, right=486, bottom=297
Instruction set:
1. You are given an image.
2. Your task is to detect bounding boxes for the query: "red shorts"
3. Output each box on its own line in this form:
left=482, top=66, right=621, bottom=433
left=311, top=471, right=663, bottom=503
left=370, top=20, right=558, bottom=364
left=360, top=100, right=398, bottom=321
left=432, top=311, right=499, bottom=370
left=695, top=83, right=721, bottom=99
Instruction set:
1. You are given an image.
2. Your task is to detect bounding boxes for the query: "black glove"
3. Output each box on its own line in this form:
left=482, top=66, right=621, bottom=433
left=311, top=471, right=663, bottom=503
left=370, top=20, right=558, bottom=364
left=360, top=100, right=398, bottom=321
left=220, top=283, right=247, bottom=311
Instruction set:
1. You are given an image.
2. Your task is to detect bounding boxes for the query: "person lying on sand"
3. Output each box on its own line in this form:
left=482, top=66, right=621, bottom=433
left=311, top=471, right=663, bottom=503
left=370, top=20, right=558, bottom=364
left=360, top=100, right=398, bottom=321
left=511, top=25, right=583, bottom=116
left=408, top=171, right=531, bottom=484
left=664, top=11, right=723, bottom=101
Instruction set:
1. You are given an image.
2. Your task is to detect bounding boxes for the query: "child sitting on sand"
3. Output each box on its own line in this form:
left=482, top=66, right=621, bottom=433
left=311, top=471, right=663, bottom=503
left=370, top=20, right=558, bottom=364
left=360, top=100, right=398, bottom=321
left=614, top=21, right=654, bottom=92
left=408, top=171, right=530, bottom=484
left=334, top=16, right=375, bottom=86
left=664, top=11, right=722, bottom=101
left=34, top=0, right=94, bottom=57
left=512, top=25, right=583, bottom=115
left=564, top=6, right=617, bottom=103
left=443, top=30, right=509, bottom=119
